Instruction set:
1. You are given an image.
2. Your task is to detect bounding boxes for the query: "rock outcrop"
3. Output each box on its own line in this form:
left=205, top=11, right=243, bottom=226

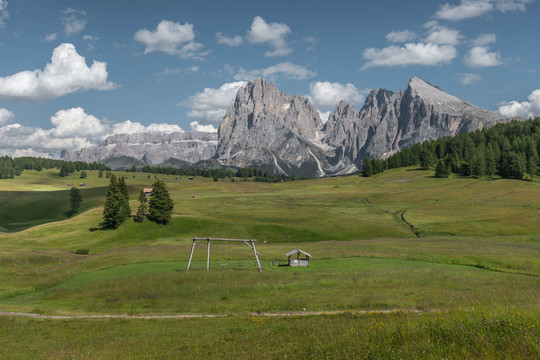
left=62, top=77, right=506, bottom=176
left=215, top=77, right=328, bottom=176
left=62, top=131, right=217, bottom=165
left=323, top=77, right=504, bottom=172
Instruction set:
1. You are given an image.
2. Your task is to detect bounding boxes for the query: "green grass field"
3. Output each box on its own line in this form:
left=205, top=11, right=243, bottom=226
left=0, top=167, right=538, bottom=358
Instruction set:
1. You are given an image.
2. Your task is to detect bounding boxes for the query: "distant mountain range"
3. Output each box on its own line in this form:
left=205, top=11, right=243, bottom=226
left=62, top=77, right=508, bottom=177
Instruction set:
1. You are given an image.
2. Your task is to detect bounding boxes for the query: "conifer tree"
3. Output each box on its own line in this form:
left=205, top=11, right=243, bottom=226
left=134, top=189, right=148, bottom=223
left=362, top=158, right=372, bottom=177
left=69, top=186, right=82, bottom=216
left=434, top=160, right=449, bottom=178
left=148, top=179, right=174, bottom=224
left=102, top=174, right=131, bottom=229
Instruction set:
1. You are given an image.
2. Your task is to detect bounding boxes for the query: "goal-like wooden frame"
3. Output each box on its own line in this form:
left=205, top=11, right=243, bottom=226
left=187, top=237, right=262, bottom=272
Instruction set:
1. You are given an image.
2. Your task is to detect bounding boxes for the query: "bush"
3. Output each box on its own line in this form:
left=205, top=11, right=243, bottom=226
left=74, top=249, right=89, bottom=255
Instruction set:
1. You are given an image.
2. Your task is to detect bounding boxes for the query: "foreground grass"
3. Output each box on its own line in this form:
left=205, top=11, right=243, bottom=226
left=1, top=310, right=538, bottom=359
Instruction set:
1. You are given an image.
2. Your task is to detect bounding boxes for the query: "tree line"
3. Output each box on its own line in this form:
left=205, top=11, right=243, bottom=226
left=362, top=118, right=540, bottom=181
left=0, top=156, right=109, bottom=180
left=138, top=165, right=309, bottom=182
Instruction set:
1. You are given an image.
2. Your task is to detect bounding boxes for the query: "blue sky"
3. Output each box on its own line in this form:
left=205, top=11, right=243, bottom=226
left=0, top=0, right=539, bottom=157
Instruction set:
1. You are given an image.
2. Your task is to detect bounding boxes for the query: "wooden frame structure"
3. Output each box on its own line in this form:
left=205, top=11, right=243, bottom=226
left=187, top=237, right=262, bottom=272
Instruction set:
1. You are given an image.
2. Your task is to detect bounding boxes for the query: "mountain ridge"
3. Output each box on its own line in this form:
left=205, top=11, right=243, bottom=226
left=63, top=77, right=508, bottom=176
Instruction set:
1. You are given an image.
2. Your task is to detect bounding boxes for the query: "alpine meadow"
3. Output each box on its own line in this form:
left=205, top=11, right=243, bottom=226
left=1, top=0, right=540, bottom=358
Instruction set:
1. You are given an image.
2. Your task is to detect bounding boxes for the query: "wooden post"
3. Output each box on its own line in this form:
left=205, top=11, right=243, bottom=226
left=186, top=239, right=200, bottom=272
left=206, top=238, right=211, bottom=271
left=251, top=240, right=262, bottom=272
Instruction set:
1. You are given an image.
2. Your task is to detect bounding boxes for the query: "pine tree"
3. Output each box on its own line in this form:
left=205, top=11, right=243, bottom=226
left=362, top=158, right=372, bottom=177
left=69, top=187, right=82, bottom=216
left=102, top=174, right=131, bottom=229
left=80, top=170, right=87, bottom=179
left=470, top=152, right=486, bottom=178
left=434, top=160, right=449, bottom=178
left=98, top=169, right=104, bottom=178
left=134, top=189, right=148, bottom=223
left=148, top=179, right=174, bottom=225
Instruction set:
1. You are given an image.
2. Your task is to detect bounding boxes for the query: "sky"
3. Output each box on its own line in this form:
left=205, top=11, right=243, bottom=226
left=0, top=0, right=539, bottom=158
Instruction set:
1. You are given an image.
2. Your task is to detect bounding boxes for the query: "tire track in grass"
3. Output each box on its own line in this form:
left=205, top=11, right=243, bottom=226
left=0, top=308, right=423, bottom=319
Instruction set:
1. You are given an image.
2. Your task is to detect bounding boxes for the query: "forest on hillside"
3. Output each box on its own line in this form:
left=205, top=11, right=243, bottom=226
left=362, top=118, right=540, bottom=180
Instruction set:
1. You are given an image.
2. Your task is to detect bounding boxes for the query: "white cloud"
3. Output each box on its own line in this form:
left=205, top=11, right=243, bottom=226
left=62, top=8, right=87, bottom=35
left=0, top=108, right=14, bottom=125
left=50, top=107, right=108, bottom=138
left=0, top=108, right=15, bottom=125
left=134, top=20, right=208, bottom=59
left=246, top=16, right=292, bottom=57
left=0, top=0, right=9, bottom=27
left=308, top=81, right=368, bottom=108
left=216, top=32, right=243, bottom=46
left=435, top=0, right=532, bottom=21
left=234, top=62, right=316, bottom=80
left=182, top=81, right=247, bottom=124
left=112, top=120, right=183, bottom=134
left=424, top=25, right=463, bottom=45
left=362, top=43, right=457, bottom=69
left=0, top=108, right=185, bottom=157
left=386, top=30, right=417, bottom=43
left=43, top=33, right=58, bottom=42
left=464, top=46, right=502, bottom=67
left=0, top=43, right=117, bottom=103
left=498, top=89, right=540, bottom=118
left=317, top=110, right=331, bottom=123
left=472, top=33, right=497, bottom=46
left=190, top=121, right=218, bottom=133
left=456, top=72, right=482, bottom=85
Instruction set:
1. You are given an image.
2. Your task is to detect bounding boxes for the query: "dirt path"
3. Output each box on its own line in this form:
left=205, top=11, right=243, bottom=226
left=0, top=308, right=421, bottom=320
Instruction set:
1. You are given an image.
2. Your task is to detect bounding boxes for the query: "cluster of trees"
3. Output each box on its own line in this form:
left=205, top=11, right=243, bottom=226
left=139, top=165, right=308, bottom=182
left=102, top=175, right=131, bottom=229
left=59, top=161, right=109, bottom=177
left=0, top=156, right=109, bottom=179
left=362, top=118, right=540, bottom=181
left=102, top=175, right=174, bottom=228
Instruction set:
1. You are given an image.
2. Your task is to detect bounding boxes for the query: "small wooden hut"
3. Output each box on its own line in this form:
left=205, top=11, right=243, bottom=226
left=285, top=249, right=312, bottom=267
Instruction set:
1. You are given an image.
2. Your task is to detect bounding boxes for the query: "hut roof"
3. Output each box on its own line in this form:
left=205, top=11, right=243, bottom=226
left=285, top=249, right=312, bottom=258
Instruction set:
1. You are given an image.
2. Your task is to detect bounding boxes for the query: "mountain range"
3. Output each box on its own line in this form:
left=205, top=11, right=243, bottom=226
left=62, top=77, right=507, bottom=177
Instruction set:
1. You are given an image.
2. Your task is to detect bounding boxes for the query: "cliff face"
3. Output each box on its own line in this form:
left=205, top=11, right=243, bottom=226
left=322, top=77, right=503, bottom=172
left=215, top=77, right=327, bottom=176
left=62, top=77, right=506, bottom=176
left=62, top=131, right=217, bottom=165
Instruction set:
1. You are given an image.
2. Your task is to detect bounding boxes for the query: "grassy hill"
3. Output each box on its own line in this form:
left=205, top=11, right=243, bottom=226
left=0, top=167, right=538, bottom=358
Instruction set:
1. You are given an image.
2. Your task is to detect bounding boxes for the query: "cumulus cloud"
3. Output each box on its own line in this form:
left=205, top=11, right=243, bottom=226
left=424, top=24, right=463, bottom=45
left=0, top=0, right=9, bottom=27
left=246, top=16, right=292, bottom=57
left=362, top=43, right=457, bottom=69
left=308, top=81, right=368, bottom=108
left=134, top=20, right=208, bottom=59
left=0, top=108, right=185, bottom=157
left=62, top=8, right=87, bottom=35
left=472, top=33, right=497, bottom=46
left=317, top=110, right=331, bottom=123
left=216, top=32, right=243, bottom=46
left=456, top=72, right=482, bottom=85
left=498, top=89, right=540, bottom=118
left=111, top=120, right=183, bottom=135
left=386, top=30, right=417, bottom=43
left=182, top=81, right=247, bottom=124
left=190, top=121, right=218, bottom=133
left=435, top=0, right=532, bottom=21
left=0, top=43, right=117, bottom=103
left=464, top=46, right=502, bottom=67
left=50, top=107, right=108, bottom=138
left=0, top=108, right=14, bottom=125
left=234, top=62, right=316, bottom=80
